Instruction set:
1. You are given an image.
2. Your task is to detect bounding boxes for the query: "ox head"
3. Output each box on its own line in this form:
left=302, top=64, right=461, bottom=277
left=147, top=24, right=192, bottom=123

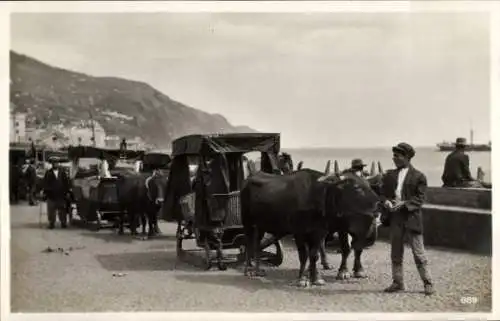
left=147, top=170, right=167, bottom=206
left=317, top=160, right=385, bottom=249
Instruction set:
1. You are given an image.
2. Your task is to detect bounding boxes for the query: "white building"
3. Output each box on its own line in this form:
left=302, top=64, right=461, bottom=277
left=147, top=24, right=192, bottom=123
left=10, top=107, right=27, bottom=143
left=68, top=120, right=106, bottom=147
left=105, top=135, right=121, bottom=149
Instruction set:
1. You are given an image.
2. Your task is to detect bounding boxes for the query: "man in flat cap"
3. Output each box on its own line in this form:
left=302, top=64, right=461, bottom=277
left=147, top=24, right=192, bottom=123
left=380, top=142, right=434, bottom=295
left=441, top=137, right=474, bottom=187
left=42, top=157, right=71, bottom=229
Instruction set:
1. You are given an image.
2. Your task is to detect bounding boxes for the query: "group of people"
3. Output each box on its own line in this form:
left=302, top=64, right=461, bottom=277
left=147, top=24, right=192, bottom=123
left=10, top=158, right=40, bottom=206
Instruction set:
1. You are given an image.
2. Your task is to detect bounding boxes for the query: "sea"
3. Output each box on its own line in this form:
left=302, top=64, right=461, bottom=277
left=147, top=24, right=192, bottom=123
left=278, top=147, right=491, bottom=187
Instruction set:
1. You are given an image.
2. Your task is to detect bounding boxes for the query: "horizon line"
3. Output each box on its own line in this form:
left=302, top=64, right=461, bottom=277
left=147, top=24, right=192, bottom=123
left=282, top=145, right=437, bottom=150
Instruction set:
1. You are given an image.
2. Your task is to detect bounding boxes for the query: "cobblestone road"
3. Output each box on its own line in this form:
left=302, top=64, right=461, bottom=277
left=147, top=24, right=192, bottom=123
left=10, top=203, right=492, bottom=313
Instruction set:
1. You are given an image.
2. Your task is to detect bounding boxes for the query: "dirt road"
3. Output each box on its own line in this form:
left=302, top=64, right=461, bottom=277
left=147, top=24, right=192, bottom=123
left=10, top=203, right=492, bottom=312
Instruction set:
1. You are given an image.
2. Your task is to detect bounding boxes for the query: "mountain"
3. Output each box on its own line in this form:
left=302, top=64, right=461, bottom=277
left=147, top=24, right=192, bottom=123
left=9, top=51, right=258, bottom=148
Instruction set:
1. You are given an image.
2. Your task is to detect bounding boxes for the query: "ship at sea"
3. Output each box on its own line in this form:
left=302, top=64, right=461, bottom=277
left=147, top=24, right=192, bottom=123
left=437, top=129, right=491, bottom=152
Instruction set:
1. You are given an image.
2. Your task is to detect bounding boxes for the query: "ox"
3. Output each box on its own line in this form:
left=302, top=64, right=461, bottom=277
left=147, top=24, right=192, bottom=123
left=279, top=155, right=385, bottom=280
left=317, top=170, right=384, bottom=280
left=108, top=162, right=167, bottom=237
left=241, top=166, right=380, bottom=287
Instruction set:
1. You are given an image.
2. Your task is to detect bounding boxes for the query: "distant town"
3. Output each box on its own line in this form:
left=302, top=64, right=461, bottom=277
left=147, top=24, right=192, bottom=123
left=10, top=103, right=150, bottom=150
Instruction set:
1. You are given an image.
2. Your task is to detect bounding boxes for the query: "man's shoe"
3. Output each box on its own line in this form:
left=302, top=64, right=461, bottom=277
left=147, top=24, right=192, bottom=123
left=384, top=282, right=405, bottom=293
left=48, top=224, right=55, bottom=229
left=424, top=283, right=435, bottom=296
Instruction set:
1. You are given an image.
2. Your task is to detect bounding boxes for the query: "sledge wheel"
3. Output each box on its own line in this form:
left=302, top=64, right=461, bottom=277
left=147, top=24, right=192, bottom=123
left=203, top=238, right=213, bottom=270
left=260, top=239, right=284, bottom=267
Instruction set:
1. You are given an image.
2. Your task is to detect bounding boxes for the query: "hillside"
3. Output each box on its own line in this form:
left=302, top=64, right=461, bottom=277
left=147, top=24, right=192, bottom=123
left=9, top=51, right=257, bottom=148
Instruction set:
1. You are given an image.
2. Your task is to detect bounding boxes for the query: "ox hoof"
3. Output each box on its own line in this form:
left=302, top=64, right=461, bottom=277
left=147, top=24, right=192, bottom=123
left=297, top=278, right=310, bottom=288
left=312, top=278, right=326, bottom=286
left=218, top=262, right=227, bottom=271
left=322, top=263, right=333, bottom=270
left=336, top=270, right=351, bottom=280
left=353, top=270, right=368, bottom=279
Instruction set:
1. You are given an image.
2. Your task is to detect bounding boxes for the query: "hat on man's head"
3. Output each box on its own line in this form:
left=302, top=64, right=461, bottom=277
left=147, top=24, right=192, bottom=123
left=48, top=156, right=61, bottom=164
left=351, top=158, right=367, bottom=169
left=392, top=142, right=415, bottom=159
left=455, top=137, right=467, bottom=147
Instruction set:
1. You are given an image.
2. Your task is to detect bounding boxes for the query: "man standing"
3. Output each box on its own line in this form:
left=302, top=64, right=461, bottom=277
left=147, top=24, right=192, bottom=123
left=120, top=138, right=127, bottom=156
left=25, top=158, right=38, bottom=206
left=42, top=157, right=71, bottom=229
left=381, top=142, right=434, bottom=295
left=441, top=137, right=474, bottom=187
left=346, top=158, right=369, bottom=177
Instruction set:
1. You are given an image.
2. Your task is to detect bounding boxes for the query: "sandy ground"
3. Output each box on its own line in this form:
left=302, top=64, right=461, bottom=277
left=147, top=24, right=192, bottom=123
left=10, top=203, right=492, bottom=313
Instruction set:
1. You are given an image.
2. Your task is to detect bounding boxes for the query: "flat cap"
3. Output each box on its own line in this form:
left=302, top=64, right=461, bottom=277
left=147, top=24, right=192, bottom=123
left=48, top=156, right=61, bottom=163
left=392, top=142, right=415, bottom=159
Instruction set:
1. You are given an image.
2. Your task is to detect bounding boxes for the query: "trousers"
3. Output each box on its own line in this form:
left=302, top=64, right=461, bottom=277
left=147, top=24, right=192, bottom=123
left=390, top=212, right=432, bottom=285
left=47, top=199, right=67, bottom=226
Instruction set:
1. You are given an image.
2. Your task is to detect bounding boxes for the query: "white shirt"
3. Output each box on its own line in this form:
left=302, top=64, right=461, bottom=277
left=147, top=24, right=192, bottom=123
left=395, top=167, right=409, bottom=202
left=53, top=169, right=59, bottom=179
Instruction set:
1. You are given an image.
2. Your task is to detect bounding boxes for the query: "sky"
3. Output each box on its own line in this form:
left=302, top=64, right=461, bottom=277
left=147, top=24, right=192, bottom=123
left=10, top=12, right=491, bottom=148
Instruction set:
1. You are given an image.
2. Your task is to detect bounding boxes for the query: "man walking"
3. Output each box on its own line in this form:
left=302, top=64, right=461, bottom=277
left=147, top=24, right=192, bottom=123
left=441, top=137, right=474, bottom=187
left=42, top=157, right=71, bottom=229
left=381, top=142, right=434, bottom=295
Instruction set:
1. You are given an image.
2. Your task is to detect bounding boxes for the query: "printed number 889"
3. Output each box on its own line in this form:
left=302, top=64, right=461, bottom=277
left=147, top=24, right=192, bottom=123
left=460, top=296, right=478, bottom=304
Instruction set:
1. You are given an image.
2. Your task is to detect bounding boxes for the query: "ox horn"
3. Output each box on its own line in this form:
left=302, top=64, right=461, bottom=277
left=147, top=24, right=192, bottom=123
left=297, top=160, right=303, bottom=170
left=370, top=161, right=376, bottom=176
left=477, top=166, right=485, bottom=181
left=324, top=160, right=331, bottom=175
left=247, top=159, right=256, bottom=175
left=334, top=160, right=340, bottom=175
left=378, top=161, right=384, bottom=174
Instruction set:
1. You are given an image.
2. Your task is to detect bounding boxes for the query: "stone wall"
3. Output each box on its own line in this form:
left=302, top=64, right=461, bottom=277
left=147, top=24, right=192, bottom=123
left=425, top=187, right=491, bottom=210
left=377, top=204, right=491, bottom=255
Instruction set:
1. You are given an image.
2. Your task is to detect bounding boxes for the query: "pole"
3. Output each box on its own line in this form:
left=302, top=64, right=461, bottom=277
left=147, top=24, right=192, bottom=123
left=87, top=96, right=97, bottom=147
left=469, top=119, right=474, bottom=145
left=88, top=109, right=96, bottom=147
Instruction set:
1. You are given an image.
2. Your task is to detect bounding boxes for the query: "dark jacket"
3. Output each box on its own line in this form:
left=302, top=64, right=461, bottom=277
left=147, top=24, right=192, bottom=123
left=381, top=165, right=427, bottom=234
left=43, top=168, right=71, bottom=201
left=441, top=150, right=473, bottom=187
left=24, top=164, right=37, bottom=186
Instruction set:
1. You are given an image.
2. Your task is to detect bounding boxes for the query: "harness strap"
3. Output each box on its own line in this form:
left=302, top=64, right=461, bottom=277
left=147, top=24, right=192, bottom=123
left=145, top=175, right=154, bottom=201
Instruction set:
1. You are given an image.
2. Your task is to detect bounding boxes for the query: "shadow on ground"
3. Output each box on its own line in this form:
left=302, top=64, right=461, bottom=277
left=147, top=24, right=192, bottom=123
left=79, top=231, right=137, bottom=244
left=174, top=268, right=394, bottom=296
left=95, top=250, right=203, bottom=272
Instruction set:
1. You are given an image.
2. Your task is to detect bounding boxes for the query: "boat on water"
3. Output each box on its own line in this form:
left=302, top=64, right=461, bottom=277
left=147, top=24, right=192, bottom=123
left=436, top=129, right=491, bottom=152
